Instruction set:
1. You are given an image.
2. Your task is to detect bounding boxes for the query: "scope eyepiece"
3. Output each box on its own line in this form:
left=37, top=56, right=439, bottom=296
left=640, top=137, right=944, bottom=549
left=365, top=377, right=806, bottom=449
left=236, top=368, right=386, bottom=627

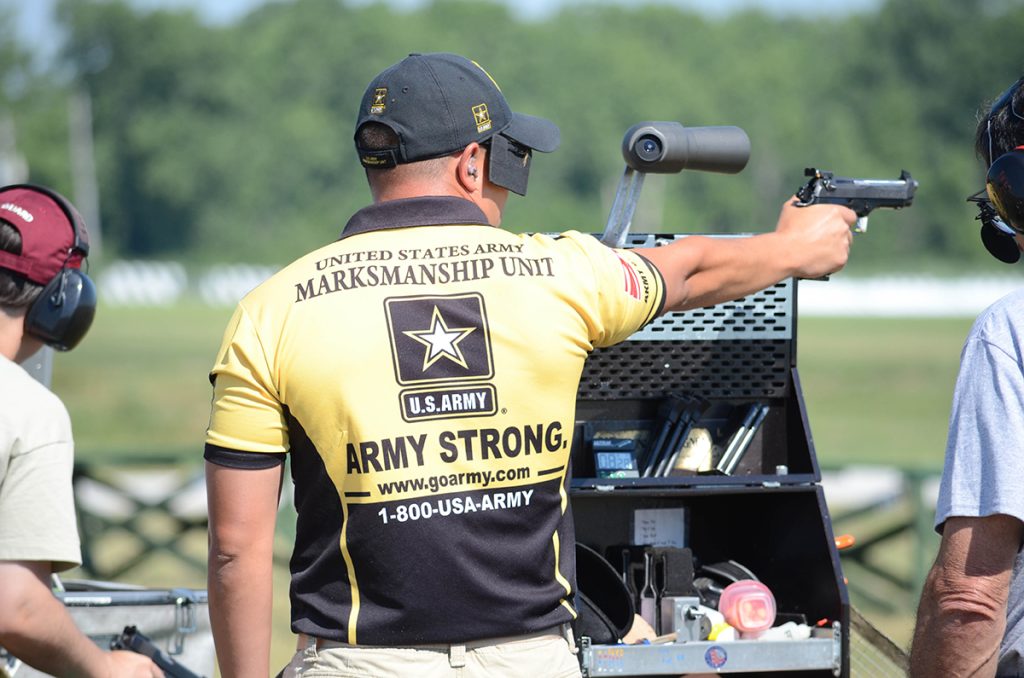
left=635, top=134, right=664, bottom=163
left=621, top=121, right=750, bottom=175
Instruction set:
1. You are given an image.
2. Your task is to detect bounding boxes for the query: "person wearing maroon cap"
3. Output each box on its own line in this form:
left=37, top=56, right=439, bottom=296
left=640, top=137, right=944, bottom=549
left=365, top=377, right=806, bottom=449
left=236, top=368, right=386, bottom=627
left=204, top=53, right=856, bottom=678
left=0, top=184, right=161, bottom=677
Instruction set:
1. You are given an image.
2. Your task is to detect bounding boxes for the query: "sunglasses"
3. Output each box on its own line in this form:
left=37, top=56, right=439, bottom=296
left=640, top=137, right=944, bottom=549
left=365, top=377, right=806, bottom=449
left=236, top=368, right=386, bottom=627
left=967, top=189, right=1017, bottom=235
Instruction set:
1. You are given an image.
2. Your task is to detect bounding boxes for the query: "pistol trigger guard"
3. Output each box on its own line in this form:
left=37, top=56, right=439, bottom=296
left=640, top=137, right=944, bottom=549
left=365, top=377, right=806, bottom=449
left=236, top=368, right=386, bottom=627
left=794, top=182, right=815, bottom=206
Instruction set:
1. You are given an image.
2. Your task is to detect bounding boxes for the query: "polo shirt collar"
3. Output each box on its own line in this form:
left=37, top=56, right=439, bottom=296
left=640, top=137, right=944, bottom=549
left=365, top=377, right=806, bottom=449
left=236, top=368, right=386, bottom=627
left=341, top=196, right=490, bottom=239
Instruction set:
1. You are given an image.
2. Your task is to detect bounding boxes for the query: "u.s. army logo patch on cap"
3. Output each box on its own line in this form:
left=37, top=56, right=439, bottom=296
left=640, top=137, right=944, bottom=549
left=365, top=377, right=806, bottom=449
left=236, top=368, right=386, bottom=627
left=370, top=88, right=388, bottom=114
left=473, top=104, right=492, bottom=133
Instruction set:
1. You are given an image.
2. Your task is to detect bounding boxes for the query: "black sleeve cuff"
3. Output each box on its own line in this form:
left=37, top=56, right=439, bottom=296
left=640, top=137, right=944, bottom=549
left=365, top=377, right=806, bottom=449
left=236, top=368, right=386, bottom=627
left=632, top=250, right=668, bottom=323
left=204, top=443, right=286, bottom=470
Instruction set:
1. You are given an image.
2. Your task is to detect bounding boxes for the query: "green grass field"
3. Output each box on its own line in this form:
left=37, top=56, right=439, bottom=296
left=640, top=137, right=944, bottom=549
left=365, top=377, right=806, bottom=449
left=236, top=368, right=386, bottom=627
left=797, top=315, right=972, bottom=470
left=51, top=302, right=235, bottom=460
left=46, top=304, right=976, bottom=668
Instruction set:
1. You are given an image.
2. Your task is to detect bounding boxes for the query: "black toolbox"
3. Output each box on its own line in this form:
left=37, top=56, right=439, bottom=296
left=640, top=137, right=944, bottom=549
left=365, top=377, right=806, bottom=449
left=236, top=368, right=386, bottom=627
left=570, top=234, right=848, bottom=677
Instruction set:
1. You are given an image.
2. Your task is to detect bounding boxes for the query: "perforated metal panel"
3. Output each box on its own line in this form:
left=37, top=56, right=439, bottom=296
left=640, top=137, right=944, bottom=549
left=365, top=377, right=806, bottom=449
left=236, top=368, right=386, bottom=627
left=578, top=234, right=796, bottom=400
left=634, top=280, right=793, bottom=341
left=579, top=338, right=791, bottom=400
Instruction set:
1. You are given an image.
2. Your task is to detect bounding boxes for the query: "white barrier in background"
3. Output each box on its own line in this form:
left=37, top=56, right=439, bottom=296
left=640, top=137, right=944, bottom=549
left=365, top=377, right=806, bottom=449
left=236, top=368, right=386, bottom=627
left=97, top=260, right=188, bottom=306
left=821, top=465, right=941, bottom=513
left=196, top=264, right=278, bottom=307
left=94, top=261, right=1024, bottom=315
left=96, top=261, right=276, bottom=307
left=798, top=275, right=1024, bottom=317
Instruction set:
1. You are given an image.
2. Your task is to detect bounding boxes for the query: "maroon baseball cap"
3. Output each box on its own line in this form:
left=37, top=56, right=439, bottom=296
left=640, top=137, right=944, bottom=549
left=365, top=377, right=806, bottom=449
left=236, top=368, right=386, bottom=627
left=0, top=186, right=88, bottom=285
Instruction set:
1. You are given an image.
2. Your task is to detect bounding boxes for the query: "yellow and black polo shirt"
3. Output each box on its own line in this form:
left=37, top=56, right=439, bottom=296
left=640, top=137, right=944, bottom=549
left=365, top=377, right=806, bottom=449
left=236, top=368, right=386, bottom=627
left=205, top=196, right=665, bottom=646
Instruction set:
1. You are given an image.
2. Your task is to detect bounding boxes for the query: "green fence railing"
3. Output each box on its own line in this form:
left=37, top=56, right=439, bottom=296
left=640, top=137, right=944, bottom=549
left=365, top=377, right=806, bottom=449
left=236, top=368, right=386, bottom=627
left=824, top=466, right=942, bottom=616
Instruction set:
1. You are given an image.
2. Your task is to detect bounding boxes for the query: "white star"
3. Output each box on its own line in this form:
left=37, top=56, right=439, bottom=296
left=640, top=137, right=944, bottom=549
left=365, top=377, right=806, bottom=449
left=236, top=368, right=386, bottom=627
left=403, top=306, right=476, bottom=371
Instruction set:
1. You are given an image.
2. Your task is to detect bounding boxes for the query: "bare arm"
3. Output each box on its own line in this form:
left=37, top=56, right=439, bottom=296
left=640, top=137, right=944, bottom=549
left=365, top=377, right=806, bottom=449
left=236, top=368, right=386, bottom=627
left=910, top=514, right=1024, bottom=677
left=0, top=560, right=161, bottom=678
left=636, top=198, right=855, bottom=312
left=206, top=460, right=284, bottom=678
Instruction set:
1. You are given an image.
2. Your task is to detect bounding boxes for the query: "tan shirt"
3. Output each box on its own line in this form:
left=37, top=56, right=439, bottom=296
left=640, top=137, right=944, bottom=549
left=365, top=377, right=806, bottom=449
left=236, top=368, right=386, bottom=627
left=0, top=354, right=81, bottom=571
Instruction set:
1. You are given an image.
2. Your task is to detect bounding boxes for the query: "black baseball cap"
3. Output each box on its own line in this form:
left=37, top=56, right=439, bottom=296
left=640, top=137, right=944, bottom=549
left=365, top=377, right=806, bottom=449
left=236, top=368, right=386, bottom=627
left=354, top=52, right=560, bottom=195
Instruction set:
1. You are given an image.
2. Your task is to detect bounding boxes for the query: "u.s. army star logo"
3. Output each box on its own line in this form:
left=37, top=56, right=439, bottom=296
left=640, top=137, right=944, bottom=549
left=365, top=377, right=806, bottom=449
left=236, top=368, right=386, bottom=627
left=385, top=294, right=497, bottom=422
left=472, top=104, right=492, bottom=133
left=403, top=306, right=475, bottom=371
left=385, top=293, right=494, bottom=385
left=370, top=88, right=387, bottom=114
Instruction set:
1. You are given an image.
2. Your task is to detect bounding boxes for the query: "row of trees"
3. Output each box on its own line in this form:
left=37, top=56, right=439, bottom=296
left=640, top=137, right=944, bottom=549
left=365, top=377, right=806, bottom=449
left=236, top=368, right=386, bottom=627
left=2, top=0, right=1024, bottom=273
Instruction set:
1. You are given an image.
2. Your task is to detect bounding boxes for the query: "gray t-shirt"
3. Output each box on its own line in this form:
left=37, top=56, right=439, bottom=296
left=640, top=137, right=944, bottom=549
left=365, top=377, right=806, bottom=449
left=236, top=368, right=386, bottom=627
left=935, top=287, right=1024, bottom=675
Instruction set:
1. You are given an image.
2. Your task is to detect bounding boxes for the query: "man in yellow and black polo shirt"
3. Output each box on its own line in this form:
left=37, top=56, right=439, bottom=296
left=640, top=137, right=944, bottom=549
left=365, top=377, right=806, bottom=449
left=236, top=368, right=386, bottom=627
left=204, top=52, right=856, bottom=678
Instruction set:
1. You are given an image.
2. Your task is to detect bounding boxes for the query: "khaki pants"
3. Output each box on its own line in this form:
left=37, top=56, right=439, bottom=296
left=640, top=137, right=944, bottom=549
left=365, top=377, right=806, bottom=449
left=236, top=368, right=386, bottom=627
left=279, top=625, right=581, bottom=678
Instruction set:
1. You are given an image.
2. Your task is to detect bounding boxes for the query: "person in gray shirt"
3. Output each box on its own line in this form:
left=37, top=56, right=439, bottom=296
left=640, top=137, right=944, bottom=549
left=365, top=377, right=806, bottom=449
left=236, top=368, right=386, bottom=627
left=910, top=77, right=1024, bottom=677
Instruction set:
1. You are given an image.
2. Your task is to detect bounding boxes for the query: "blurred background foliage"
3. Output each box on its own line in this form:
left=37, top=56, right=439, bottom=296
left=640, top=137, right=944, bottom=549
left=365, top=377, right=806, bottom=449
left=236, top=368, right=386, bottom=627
left=1, top=0, right=1024, bottom=272
left=5, top=0, right=1019, bottom=658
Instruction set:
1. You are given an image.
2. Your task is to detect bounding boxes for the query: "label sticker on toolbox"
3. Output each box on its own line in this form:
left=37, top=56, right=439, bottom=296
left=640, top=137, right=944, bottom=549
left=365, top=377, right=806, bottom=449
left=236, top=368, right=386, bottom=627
left=705, top=646, right=728, bottom=669
left=594, top=647, right=625, bottom=667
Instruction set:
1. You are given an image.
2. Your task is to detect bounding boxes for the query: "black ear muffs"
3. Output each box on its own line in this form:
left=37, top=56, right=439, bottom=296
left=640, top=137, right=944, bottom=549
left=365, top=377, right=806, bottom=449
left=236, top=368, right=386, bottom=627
left=976, top=149, right=1024, bottom=264
left=981, top=220, right=1022, bottom=263
left=986, top=149, right=1024, bottom=232
left=2, top=183, right=97, bottom=350
left=25, top=267, right=96, bottom=351
left=973, top=79, right=1024, bottom=263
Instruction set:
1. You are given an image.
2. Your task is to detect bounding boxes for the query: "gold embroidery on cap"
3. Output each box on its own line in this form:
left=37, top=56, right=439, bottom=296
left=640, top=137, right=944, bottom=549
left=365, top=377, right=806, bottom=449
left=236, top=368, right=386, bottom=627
left=470, top=60, right=502, bottom=91
left=370, top=88, right=388, bottom=114
left=473, top=104, right=492, bottom=133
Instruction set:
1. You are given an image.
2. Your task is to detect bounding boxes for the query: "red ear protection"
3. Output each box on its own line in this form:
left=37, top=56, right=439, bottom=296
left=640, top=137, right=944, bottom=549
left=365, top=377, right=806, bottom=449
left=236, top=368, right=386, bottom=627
left=0, top=183, right=96, bottom=350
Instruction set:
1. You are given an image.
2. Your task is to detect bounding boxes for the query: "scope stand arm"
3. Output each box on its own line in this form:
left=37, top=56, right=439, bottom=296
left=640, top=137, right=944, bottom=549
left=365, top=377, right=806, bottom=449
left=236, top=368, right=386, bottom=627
left=600, top=166, right=646, bottom=248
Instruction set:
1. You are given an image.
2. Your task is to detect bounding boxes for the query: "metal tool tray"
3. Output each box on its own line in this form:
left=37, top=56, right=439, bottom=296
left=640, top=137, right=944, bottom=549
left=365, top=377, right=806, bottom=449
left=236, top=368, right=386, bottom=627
left=580, top=624, right=841, bottom=676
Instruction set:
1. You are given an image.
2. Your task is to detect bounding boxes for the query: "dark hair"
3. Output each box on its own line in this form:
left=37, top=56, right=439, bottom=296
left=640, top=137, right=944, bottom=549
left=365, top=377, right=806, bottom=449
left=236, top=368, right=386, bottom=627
left=975, top=79, right=1024, bottom=166
left=356, top=122, right=400, bottom=152
left=0, top=220, right=44, bottom=309
left=357, top=122, right=451, bottom=187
